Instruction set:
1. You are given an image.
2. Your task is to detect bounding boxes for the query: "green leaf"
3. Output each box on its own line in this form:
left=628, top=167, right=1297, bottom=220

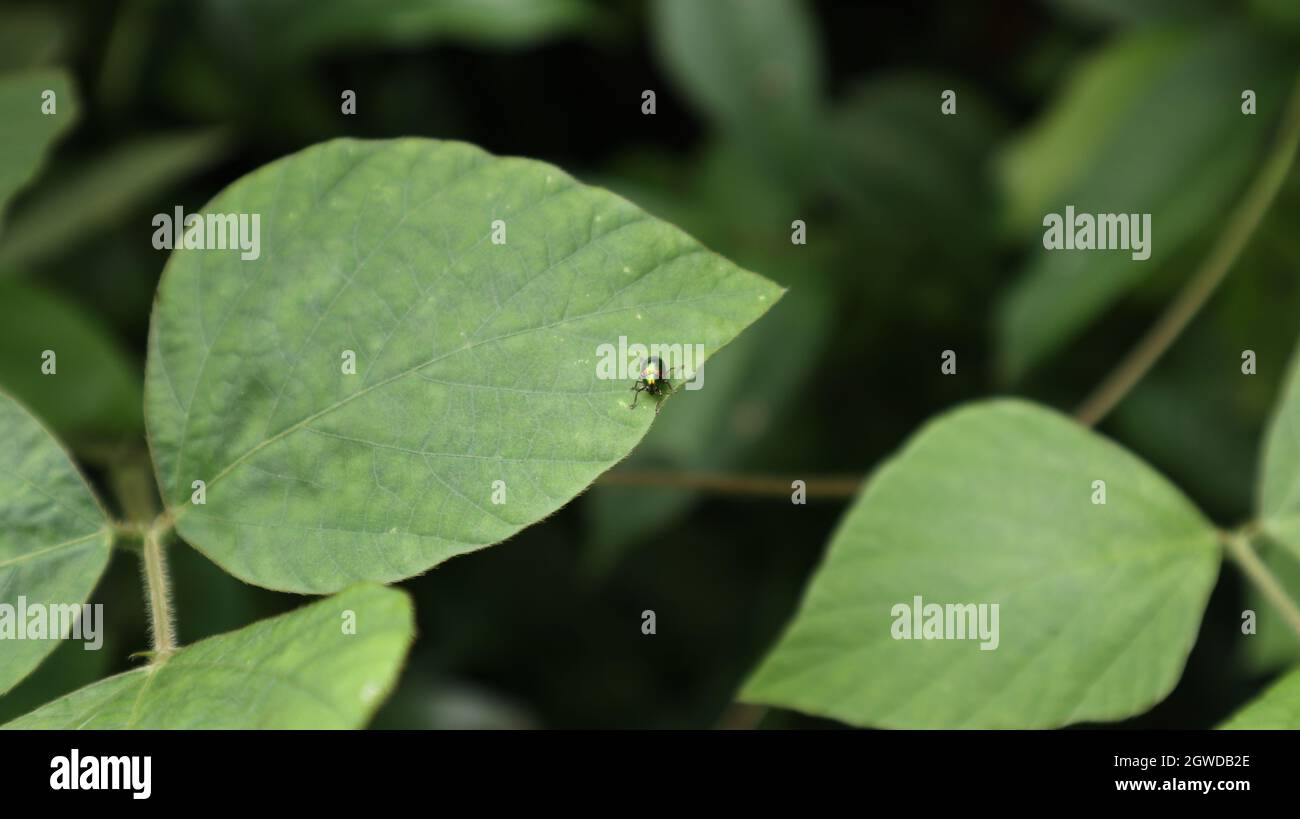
left=585, top=277, right=830, bottom=569
left=0, top=621, right=113, bottom=724
left=3, top=584, right=413, bottom=728
left=995, top=25, right=1290, bottom=380
left=1259, top=336, right=1300, bottom=553
left=741, top=399, right=1221, bottom=728
left=583, top=142, right=832, bottom=567
left=0, top=280, right=142, bottom=443
left=202, top=0, right=608, bottom=63
left=1250, top=0, right=1300, bottom=33
left=145, top=137, right=782, bottom=593
left=0, top=7, right=68, bottom=71
left=0, top=67, right=78, bottom=233
left=0, top=391, right=112, bottom=694
left=1047, top=0, right=1219, bottom=28
left=1220, top=664, right=1300, bottom=728
left=0, top=129, right=227, bottom=272
left=818, top=73, right=1004, bottom=279
left=996, top=28, right=1191, bottom=237
left=651, top=0, right=823, bottom=176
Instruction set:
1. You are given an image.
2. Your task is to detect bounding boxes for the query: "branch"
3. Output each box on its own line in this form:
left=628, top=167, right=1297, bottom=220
left=1224, top=530, right=1300, bottom=645
left=1075, top=72, right=1300, bottom=427
left=595, top=469, right=862, bottom=498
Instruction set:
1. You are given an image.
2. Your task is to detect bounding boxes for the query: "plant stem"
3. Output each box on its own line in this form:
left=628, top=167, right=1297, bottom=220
left=1075, top=72, right=1300, bottom=428
left=1224, top=531, right=1300, bottom=644
left=107, top=447, right=159, bottom=531
left=142, top=523, right=176, bottom=661
left=105, top=445, right=179, bottom=658
left=595, top=470, right=862, bottom=498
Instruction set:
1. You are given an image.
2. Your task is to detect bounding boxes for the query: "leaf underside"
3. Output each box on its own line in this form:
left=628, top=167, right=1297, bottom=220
left=0, top=67, right=77, bottom=233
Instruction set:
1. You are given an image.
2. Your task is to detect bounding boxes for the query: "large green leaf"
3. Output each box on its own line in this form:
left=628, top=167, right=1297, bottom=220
left=145, top=137, right=782, bottom=593
left=0, top=281, right=142, bottom=443
left=1220, top=664, right=1300, bottom=728
left=1259, top=336, right=1300, bottom=553
left=741, top=400, right=1221, bottom=728
left=0, top=68, right=77, bottom=233
left=3, top=584, right=413, bottom=728
left=995, top=25, right=1290, bottom=380
left=0, top=391, right=112, bottom=694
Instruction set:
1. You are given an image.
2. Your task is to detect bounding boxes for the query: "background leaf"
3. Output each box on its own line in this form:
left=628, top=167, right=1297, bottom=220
left=0, top=280, right=142, bottom=445
left=1240, top=322, right=1300, bottom=671
left=0, top=391, right=112, bottom=694
left=995, top=25, right=1290, bottom=380
left=0, top=6, right=68, bottom=71
left=1220, top=663, right=1300, bottom=728
left=0, top=130, right=227, bottom=272
left=651, top=0, right=823, bottom=180
left=198, top=0, right=608, bottom=64
left=1046, top=0, right=1218, bottom=28
left=817, top=73, right=1005, bottom=294
left=1239, top=537, right=1300, bottom=673
left=2, top=583, right=413, bottom=728
left=145, top=137, right=782, bottom=593
left=1259, top=334, right=1300, bottom=553
left=0, top=67, right=78, bottom=233
left=742, top=400, right=1221, bottom=728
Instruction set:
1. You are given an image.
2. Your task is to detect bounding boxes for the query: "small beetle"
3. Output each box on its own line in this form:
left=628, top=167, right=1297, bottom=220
left=629, top=356, right=676, bottom=413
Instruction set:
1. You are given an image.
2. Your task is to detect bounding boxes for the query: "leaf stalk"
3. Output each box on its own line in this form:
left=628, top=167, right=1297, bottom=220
left=1224, top=529, right=1300, bottom=645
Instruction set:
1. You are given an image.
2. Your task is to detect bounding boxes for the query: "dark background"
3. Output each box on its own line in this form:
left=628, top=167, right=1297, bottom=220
left=2, top=0, right=1300, bottom=728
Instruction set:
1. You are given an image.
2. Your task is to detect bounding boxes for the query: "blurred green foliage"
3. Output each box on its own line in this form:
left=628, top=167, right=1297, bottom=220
left=1, top=0, right=1299, bottom=727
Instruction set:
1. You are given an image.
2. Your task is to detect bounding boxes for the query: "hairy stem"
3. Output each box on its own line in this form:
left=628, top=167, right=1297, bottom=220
left=1224, top=531, right=1300, bottom=644
left=105, top=445, right=179, bottom=658
left=142, top=523, right=176, bottom=661
left=1075, top=72, right=1300, bottom=427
